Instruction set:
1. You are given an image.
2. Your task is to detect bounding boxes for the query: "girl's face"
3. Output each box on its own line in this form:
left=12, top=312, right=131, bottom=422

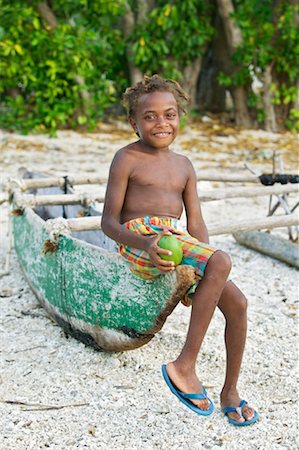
left=130, top=91, right=180, bottom=150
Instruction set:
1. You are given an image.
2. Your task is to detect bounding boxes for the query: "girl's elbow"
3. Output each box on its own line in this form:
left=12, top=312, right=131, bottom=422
left=101, top=215, right=109, bottom=235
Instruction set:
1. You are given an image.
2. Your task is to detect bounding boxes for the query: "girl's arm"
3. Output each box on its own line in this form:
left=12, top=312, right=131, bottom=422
left=101, top=150, right=149, bottom=250
left=183, top=160, right=210, bottom=244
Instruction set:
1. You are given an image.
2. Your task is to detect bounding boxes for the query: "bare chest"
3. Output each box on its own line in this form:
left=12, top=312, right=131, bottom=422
left=129, top=157, right=188, bottom=192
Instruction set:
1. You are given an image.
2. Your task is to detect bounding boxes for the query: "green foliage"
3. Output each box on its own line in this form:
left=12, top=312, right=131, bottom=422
left=219, top=0, right=299, bottom=130
left=0, top=0, right=297, bottom=133
left=286, top=108, right=299, bottom=132
left=130, top=0, right=214, bottom=80
left=0, top=0, right=125, bottom=134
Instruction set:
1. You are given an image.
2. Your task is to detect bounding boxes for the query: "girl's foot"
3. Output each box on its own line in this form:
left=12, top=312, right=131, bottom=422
left=166, top=361, right=210, bottom=410
left=221, top=387, right=255, bottom=423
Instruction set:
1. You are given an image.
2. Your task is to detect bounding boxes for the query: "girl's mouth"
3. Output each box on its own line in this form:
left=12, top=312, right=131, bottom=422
left=153, top=132, right=171, bottom=137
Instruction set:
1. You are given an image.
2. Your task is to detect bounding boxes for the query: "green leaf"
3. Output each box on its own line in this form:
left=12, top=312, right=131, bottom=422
left=78, top=115, right=87, bottom=125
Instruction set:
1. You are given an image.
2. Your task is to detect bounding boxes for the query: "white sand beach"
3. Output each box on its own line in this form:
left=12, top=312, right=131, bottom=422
left=0, top=122, right=298, bottom=450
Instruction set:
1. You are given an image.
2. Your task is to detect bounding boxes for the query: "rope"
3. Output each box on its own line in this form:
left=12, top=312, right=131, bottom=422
left=79, top=192, right=94, bottom=208
left=45, top=217, right=71, bottom=242
left=7, top=177, right=28, bottom=192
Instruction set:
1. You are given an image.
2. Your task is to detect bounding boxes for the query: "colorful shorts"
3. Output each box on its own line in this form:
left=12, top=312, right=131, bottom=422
left=118, top=216, right=217, bottom=306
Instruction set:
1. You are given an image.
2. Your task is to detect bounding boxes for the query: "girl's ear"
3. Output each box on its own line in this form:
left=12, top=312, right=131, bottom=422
left=129, top=117, right=140, bottom=137
left=129, top=117, right=137, bottom=131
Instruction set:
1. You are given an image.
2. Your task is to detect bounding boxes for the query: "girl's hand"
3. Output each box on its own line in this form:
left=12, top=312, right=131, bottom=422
left=146, top=229, right=176, bottom=272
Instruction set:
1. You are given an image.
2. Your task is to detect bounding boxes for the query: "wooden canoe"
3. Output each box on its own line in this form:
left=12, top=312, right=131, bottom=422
left=11, top=174, right=195, bottom=352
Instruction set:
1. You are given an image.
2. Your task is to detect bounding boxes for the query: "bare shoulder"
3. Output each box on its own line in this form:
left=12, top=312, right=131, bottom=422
left=111, top=142, right=141, bottom=166
left=108, top=143, right=137, bottom=174
left=172, top=151, right=196, bottom=174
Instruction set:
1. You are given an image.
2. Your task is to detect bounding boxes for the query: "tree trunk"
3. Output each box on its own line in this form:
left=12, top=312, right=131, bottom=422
left=197, top=13, right=229, bottom=113
left=216, top=0, right=252, bottom=127
left=182, top=57, right=203, bottom=109
left=290, top=1, right=299, bottom=112
left=198, top=47, right=227, bottom=113
left=36, top=2, right=58, bottom=29
left=294, top=78, right=299, bottom=112
left=229, top=86, right=252, bottom=127
left=263, top=65, right=277, bottom=132
left=122, top=2, right=143, bottom=85
left=122, top=0, right=157, bottom=85
left=267, top=0, right=293, bottom=130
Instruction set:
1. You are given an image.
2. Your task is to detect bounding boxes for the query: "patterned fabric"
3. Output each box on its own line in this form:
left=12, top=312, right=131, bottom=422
left=118, top=216, right=217, bottom=306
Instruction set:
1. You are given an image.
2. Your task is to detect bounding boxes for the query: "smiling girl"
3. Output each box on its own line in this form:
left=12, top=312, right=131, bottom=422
left=101, top=75, right=259, bottom=426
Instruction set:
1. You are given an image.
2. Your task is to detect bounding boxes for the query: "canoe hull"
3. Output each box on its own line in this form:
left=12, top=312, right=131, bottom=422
left=13, top=208, right=194, bottom=351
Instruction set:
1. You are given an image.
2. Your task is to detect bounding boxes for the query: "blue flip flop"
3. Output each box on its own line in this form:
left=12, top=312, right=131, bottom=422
left=222, top=400, right=259, bottom=426
left=161, top=364, right=214, bottom=416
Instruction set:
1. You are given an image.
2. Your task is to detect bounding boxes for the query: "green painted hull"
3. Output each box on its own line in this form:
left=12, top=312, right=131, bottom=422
left=13, top=208, right=194, bottom=351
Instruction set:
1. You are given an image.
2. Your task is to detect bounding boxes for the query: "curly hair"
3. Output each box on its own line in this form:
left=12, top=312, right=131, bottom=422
left=122, top=74, right=190, bottom=118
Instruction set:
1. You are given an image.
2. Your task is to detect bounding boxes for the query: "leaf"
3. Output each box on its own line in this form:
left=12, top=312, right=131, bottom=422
left=14, top=44, right=23, bottom=55
left=78, top=115, right=87, bottom=125
left=165, top=5, right=172, bottom=17
left=32, top=17, right=40, bottom=30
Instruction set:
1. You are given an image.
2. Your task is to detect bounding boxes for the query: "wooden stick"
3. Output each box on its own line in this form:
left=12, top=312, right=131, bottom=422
left=13, top=183, right=298, bottom=207
left=1, top=399, right=89, bottom=410
left=13, top=192, right=105, bottom=208
left=208, top=213, right=298, bottom=236
left=199, top=183, right=298, bottom=202
left=52, top=213, right=298, bottom=236
left=10, top=171, right=261, bottom=191
left=12, top=175, right=108, bottom=191
left=198, top=172, right=259, bottom=182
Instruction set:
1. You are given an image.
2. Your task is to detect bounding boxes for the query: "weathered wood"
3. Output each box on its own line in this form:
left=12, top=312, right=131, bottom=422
left=198, top=173, right=259, bottom=182
left=200, top=183, right=298, bottom=202
left=13, top=183, right=298, bottom=207
left=11, top=175, right=108, bottom=191
left=10, top=171, right=260, bottom=191
left=45, top=212, right=298, bottom=236
left=12, top=207, right=196, bottom=352
left=233, top=230, right=299, bottom=268
left=13, top=192, right=105, bottom=208
left=209, top=213, right=298, bottom=236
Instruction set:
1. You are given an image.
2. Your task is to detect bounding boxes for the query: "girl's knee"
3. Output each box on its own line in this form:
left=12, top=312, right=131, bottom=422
left=235, top=291, right=248, bottom=314
left=209, top=250, right=232, bottom=277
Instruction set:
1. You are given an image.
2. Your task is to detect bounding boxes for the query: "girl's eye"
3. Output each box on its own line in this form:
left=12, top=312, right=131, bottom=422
left=144, top=114, right=156, bottom=120
left=166, top=113, right=177, bottom=119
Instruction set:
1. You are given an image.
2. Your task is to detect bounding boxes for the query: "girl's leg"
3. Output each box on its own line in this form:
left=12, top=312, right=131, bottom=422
left=166, top=250, right=231, bottom=410
left=217, top=281, right=255, bottom=422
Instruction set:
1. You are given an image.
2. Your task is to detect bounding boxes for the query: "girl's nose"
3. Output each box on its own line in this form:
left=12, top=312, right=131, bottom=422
left=157, top=115, right=167, bottom=125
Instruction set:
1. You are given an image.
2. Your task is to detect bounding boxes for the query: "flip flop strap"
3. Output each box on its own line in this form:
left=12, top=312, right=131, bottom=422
left=222, top=400, right=247, bottom=416
left=179, top=386, right=207, bottom=400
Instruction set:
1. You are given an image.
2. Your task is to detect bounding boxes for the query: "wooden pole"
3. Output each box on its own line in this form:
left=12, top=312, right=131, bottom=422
left=198, top=172, right=259, bottom=182
left=48, top=212, right=298, bottom=236
left=10, top=175, right=108, bottom=191
left=13, top=183, right=298, bottom=207
left=9, top=171, right=261, bottom=191
left=13, top=192, right=105, bottom=208
left=199, top=183, right=298, bottom=202
left=208, top=213, right=298, bottom=236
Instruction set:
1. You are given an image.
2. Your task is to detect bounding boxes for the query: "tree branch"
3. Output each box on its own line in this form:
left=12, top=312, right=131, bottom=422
left=36, top=2, right=58, bottom=29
